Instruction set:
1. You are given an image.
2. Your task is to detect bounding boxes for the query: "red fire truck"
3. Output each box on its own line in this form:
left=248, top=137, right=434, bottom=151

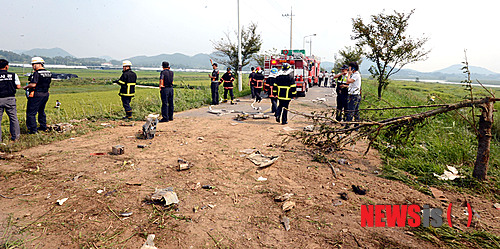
left=263, top=50, right=321, bottom=97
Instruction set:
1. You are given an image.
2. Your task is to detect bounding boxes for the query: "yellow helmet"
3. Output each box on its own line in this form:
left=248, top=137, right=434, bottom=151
left=31, top=57, right=45, bottom=64
left=122, top=60, right=132, bottom=67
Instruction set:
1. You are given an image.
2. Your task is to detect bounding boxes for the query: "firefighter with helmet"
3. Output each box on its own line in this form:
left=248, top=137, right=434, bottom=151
left=113, top=60, right=137, bottom=119
left=220, top=67, right=236, bottom=105
left=264, top=67, right=278, bottom=113
left=23, top=57, right=52, bottom=134
left=333, top=65, right=349, bottom=121
left=273, top=63, right=296, bottom=124
left=253, top=67, right=264, bottom=103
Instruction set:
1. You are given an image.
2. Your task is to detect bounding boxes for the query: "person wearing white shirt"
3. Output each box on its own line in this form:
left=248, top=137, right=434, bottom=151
left=345, top=61, right=361, bottom=128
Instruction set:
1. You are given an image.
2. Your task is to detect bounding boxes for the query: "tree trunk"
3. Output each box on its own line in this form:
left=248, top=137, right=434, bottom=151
left=377, top=80, right=383, bottom=99
left=473, top=101, right=494, bottom=180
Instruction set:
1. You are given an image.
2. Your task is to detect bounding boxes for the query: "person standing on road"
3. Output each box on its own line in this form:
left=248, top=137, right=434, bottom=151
left=113, top=60, right=137, bottom=119
left=220, top=67, right=236, bottom=105
left=0, top=59, right=21, bottom=141
left=249, top=67, right=256, bottom=99
left=323, top=71, right=329, bottom=87
left=333, top=65, right=349, bottom=121
left=23, top=57, right=51, bottom=134
left=253, top=67, right=264, bottom=103
left=345, top=61, right=362, bottom=128
left=273, top=63, right=296, bottom=125
left=318, top=70, right=324, bottom=87
left=159, top=61, right=174, bottom=122
left=209, top=63, right=220, bottom=105
left=264, top=67, right=278, bottom=113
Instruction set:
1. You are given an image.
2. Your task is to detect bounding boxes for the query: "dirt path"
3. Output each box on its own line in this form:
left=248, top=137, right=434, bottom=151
left=0, top=87, right=498, bottom=248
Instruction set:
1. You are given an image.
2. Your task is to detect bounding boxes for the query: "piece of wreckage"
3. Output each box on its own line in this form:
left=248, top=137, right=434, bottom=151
left=247, top=151, right=279, bottom=168
left=139, top=114, right=159, bottom=139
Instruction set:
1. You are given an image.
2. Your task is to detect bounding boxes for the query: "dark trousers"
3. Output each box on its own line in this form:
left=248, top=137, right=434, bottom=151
left=160, top=87, right=174, bottom=120
left=224, top=88, right=234, bottom=101
left=324, top=78, right=329, bottom=87
left=346, top=94, right=361, bottom=123
left=254, top=88, right=262, bottom=102
left=270, top=97, right=278, bottom=113
left=336, top=90, right=349, bottom=121
left=275, top=99, right=290, bottom=124
left=26, top=93, right=49, bottom=133
left=251, top=85, right=255, bottom=98
left=121, top=96, right=132, bottom=116
left=0, top=97, right=20, bottom=141
left=211, top=82, right=220, bottom=105
left=318, top=78, right=323, bottom=86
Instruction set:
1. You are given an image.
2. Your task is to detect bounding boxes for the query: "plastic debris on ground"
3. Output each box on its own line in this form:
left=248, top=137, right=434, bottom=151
left=140, top=234, right=158, bottom=249
left=178, top=158, right=192, bottom=171
left=275, top=193, right=293, bottom=202
left=151, top=187, right=179, bottom=206
left=282, top=200, right=296, bottom=212
left=208, top=106, right=235, bottom=116
left=141, top=114, right=159, bottom=140
left=256, top=176, right=267, bottom=181
left=433, top=166, right=464, bottom=180
left=56, top=198, right=68, bottom=206
left=303, top=125, right=314, bottom=132
left=247, top=151, right=279, bottom=168
left=281, top=216, right=290, bottom=231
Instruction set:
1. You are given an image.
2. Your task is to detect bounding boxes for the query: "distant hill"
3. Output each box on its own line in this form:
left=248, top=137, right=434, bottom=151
left=126, top=53, right=213, bottom=69
left=433, top=64, right=497, bottom=75
left=22, top=48, right=74, bottom=58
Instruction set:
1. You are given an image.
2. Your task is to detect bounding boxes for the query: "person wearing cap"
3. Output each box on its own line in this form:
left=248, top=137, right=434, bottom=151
left=333, top=65, right=349, bottom=121
left=253, top=67, right=264, bottom=103
left=159, top=61, right=174, bottom=122
left=345, top=61, right=362, bottom=128
left=23, top=57, right=51, bottom=134
left=113, top=60, right=137, bottom=119
left=273, top=63, right=296, bottom=125
left=264, top=67, right=279, bottom=113
left=209, top=63, right=220, bottom=105
left=0, top=59, right=21, bottom=141
left=249, top=67, right=256, bottom=99
left=220, top=67, right=236, bottom=105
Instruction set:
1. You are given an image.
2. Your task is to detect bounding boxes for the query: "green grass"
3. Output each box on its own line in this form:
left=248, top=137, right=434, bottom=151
left=0, top=69, right=251, bottom=151
left=360, top=79, right=500, bottom=199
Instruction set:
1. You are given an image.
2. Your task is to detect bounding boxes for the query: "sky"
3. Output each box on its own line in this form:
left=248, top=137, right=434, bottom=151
left=1, top=0, right=498, bottom=73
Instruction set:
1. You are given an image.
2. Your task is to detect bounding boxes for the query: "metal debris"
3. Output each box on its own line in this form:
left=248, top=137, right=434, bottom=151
left=178, top=158, right=192, bottom=171
left=275, top=193, right=293, bottom=202
left=282, top=200, right=296, bottom=212
left=151, top=187, right=179, bottom=206
left=247, top=151, right=279, bottom=168
left=56, top=198, right=68, bottom=206
left=111, top=145, right=124, bottom=155
left=140, top=234, right=158, bottom=249
left=281, top=216, right=290, bottom=231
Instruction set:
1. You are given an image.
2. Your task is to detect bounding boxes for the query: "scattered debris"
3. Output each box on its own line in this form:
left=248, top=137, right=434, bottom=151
left=494, top=203, right=500, bottom=210
left=151, top=187, right=179, bottom=206
left=207, top=204, right=216, bottom=209
left=283, top=126, right=299, bottom=132
left=352, top=185, right=367, bottom=195
left=97, top=189, right=104, bottom=194
left=312, top=97, right=327, bottom=103
left=282, top=200, right=296, bottom=212
left=339, top=192, right=348, bottom=200
left=433, top=166, right=464, bottom=180
left=125, top=182, right=142, bottom=186
left=252, top=113, right=269, bottom=119
left=111, top=145, right=124, bottom=155
left=140, top=234, right=158, bottom=249
left=202, top=185, right=215, bottom=189
left=275, top=193, right=293, bottom=202
left=208, top=106, right=235, bottom=116
left=193, top=206, right=199, bottom=213
left=119, top=212, right=133, bottom=217
left=230, top=123, right=239, bottom=126
left=429, top=187, right=448, bottom=202
left=239, top=148, right=256, bottom=154
left=333, top=199, right=343, bottom=206
left=56, top=198, right=68, bottom=206
left=141, top=114, right=159, bottom=139
left=48, top=123, right=73, bottom=133
left=137, top=144, right=147, bottom=148
left=234, top=113, right=249, bottom=121
left=257, top=176, right=267, bottom=181
left=197, top=137, right=204, bottom=141
left=303, top=125, right=314, bottom=132
left=178, top=158, right=192, bottom=171
left=247, top=151, right=279, bottom=168
left=100, top=123, right=112, bottom=127
left=72, top=173, right=83, bottom=181
left=120, top=122, right=135, bottom=127
left=281, top=216, right=290, bottom=231
left=90, top=152, right=106, bottom=156
left=338, top=159, right=349, bottom=165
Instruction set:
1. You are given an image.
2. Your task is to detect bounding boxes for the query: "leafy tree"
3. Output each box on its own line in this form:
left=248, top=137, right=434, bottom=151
left=352, top=9, right=429, bottom=99
left=333, top=46, right=364, bottom=72
left=212, top=23, right=262, bottom=74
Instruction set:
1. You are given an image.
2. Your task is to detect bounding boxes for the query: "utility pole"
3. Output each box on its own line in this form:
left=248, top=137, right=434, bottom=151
left=282, top=7, right=294, bottom=50
left=237, top=0, right=242, bottom=91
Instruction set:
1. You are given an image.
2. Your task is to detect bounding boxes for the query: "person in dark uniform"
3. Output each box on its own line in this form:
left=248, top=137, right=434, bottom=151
left=333, top=65, right=349, bottom=121
left=209, top=63, right=220, bottom=105
left=220, top=67, right=236, bottom=105
left=23, top=57, right=51, bottom=134
left=264, top=67, right=278, bottom=113
left=113, top=60, right=137, bottom=119
left=249, top=67, right=256, bottom=99
left=253, top=67, right=264, bottom=103
left=159, top=61, right=174, bottom=122
left=273, top=63, right=296, bottom=125
left=0, top=59, right=21, bottom=141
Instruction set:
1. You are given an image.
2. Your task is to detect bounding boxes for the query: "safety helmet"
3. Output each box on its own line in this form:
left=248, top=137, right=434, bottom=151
left=271, top=68, right=278, bottom=74
left=282, top=63, right=291, bottom=70
left=122, top=60, right=132, bottom=67
left=256, top=67, right=261, bottom=71
left=31, top=57, right=45, bottom=64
